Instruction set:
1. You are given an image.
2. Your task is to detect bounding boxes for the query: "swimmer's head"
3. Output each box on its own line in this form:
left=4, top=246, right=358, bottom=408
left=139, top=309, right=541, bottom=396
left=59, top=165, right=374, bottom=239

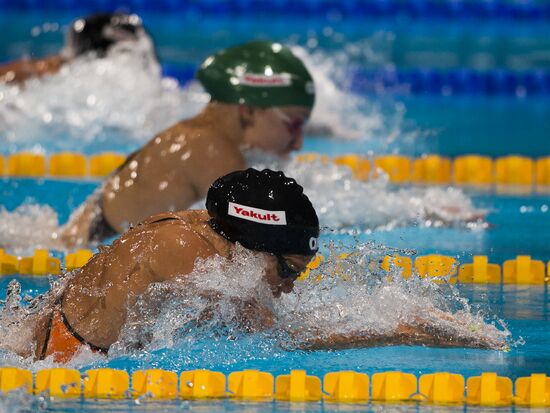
left=207, top=168, right=319, bottom=294
left=197, top=41, right=315, bottom=109
left=198, top=41, right=314, bottom=156
left=65, top=13, right=146, bottom=58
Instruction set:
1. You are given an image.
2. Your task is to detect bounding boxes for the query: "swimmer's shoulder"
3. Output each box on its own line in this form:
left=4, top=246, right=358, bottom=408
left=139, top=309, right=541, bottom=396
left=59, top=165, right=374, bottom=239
left=158, top=123, right=246, bottom=194
left=0, top=59, right=34, bottom=83
left=133, top=210, right=230, bottom=280
left=0, top=55, right=65, bottom=84
left=137, top=115, right=244, bottom=162
left=142, top=210, right=232, bottom=256
left=140, top=210, right=209, bottom=227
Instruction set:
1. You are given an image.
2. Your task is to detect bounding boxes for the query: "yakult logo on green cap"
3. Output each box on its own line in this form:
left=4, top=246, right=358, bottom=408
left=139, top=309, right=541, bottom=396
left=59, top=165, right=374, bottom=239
left=240, top=73, right=292, bottom=87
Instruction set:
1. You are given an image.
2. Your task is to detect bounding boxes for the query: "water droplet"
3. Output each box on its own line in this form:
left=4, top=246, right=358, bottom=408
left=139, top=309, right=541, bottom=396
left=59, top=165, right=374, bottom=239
left=169, top=143, right=181, bottom=153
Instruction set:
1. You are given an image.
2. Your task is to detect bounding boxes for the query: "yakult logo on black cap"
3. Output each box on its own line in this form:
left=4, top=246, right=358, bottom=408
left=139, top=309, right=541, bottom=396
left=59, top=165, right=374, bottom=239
left=228, top=202, right=287, bottom=225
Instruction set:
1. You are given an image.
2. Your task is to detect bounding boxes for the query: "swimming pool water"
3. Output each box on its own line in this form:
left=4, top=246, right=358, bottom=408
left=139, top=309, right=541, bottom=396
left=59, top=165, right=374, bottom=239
left=1, top=6, right=550, bottom=413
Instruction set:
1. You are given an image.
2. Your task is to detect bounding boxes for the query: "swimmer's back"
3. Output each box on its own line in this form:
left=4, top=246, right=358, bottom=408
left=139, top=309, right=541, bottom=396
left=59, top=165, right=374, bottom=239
left=61, top=210, right=231, bottom=349
left=101, top=119, right=245, bottom=232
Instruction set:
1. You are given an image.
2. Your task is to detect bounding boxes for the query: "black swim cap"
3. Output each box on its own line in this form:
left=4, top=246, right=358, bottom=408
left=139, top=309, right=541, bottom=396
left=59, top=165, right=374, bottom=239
left=66, top=13, right=144, bottom=57
left=206, top=168, right=319, bottom=256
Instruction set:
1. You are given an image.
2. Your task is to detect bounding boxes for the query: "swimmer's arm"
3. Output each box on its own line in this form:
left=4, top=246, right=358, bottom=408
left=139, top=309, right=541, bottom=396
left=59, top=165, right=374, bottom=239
left=424, top=205, right=488, bottom=226
left=147, top=224, right=219, bottom=283
left=233, top=297, right=275, bottom=332
left=0, top=60, right=31, bottom=83
left=298, top=322, right=505, bottom=351
left=192, top=290, right=275, bottom=332
left=0, top=55, right=65, bottom=84
left=297, top=310, right=506, bottom=351
left=59, top=192, right=104, bottom=248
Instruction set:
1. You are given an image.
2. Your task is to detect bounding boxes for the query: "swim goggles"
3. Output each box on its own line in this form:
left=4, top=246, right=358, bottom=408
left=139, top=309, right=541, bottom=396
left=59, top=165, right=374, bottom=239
left=275, top=255, right=304, bottom=280
left=273, top=108, right=307, bottom=136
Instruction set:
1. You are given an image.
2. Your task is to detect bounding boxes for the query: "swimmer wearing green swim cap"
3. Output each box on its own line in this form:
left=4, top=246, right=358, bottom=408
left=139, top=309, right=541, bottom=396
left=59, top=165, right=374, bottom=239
left=11, top=169, right=503, bottom=363
left=60, top=41, right=316, bottom=247
left=0, top=13, right=149, bottom=84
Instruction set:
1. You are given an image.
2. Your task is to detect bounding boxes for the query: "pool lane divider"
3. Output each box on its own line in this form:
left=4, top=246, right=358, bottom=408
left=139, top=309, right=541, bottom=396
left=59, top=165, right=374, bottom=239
left=1, top=249, right=549, bottom=285
left=0, top=152, right=126, bottom=178
left=165, top=65, right=550, bottom=97
left=2, top=152, right=550, bottom=193
left=0, top=368, right=549, bottom=406
left=4, top=0, right=550, bottom=20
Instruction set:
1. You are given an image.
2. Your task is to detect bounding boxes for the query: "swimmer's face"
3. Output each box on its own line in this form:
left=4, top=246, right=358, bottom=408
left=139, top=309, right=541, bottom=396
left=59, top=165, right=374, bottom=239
left=240, top=106, right=311, bottom=157
left=263, top=254, right=314, bottom=298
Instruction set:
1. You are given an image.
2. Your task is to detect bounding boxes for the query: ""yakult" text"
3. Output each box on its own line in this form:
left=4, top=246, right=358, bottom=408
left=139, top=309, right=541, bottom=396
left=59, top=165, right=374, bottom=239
left=228, top=202, right=287, bottom=225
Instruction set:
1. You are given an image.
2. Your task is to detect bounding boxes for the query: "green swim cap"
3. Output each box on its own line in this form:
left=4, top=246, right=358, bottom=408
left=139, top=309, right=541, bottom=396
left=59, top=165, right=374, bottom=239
left=196, top=40, right=315, bottom=108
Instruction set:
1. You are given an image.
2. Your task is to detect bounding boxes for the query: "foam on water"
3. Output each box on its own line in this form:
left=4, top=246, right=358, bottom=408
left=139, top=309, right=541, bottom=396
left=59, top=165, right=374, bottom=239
left=246, top=151, right=485, bottom=231
left=0, top=204, right=63, bottom=255
left=0, top=36, right=409, bottom=153
left=0, top=244, right=509, bottom=371
left=0, top=36, right=205, bottom=153
left=292, top=41, right=413, bottom=145
left=0, top=391, right=39, bottom=413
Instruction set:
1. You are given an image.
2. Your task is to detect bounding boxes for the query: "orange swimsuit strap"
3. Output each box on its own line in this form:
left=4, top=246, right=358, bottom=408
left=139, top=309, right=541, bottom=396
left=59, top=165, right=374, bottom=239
left=40, top=306, right=108, bottom=363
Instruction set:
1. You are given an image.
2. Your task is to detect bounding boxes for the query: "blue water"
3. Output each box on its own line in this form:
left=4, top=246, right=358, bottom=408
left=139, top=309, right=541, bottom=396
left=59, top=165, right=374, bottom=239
left=2, top=6, right=550, bottom=413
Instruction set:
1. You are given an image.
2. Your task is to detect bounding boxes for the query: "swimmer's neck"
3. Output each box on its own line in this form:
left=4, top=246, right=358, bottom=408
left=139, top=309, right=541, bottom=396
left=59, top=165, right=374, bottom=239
left=192, top=102, right=245, bottom=147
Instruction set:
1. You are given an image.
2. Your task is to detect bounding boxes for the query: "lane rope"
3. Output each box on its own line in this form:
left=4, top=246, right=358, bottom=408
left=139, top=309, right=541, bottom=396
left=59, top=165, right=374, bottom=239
left=2, top=151, right=550, bottom=191
left=0, top=367, right=545, bottom=405
left=2, top=249, right=549, bottom=285
left=2, top=0, right=549, bottom=20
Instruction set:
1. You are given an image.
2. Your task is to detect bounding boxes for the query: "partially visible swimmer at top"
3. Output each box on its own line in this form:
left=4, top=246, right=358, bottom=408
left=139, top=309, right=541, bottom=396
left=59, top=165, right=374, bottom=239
left=0, top=13, right=149, bottom=84
left=59, top=40, right=314, bottom=248
left=4, top=169, right=505, bottom=363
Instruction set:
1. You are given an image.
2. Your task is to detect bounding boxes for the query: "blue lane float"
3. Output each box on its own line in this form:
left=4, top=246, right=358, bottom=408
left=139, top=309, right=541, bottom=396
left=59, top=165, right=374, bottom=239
left=1, top=0, right=550, bottom=20
left=162, top=64, right=550, bottom=96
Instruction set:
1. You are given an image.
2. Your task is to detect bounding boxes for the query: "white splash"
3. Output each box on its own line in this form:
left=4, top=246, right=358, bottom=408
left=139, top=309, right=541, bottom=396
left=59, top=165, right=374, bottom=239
left=278, top=246, right=507, bottom=349
left=292, top=42, right=410, bottom=143
left=0, top=245, right=509, bottom=369
left=0, top=35, right=205, bottom=153
left=0, top=36, right=408, bottom=153
left=245, top=151, right=485, bottom=230
left=0, top=204, right=62, bottom=255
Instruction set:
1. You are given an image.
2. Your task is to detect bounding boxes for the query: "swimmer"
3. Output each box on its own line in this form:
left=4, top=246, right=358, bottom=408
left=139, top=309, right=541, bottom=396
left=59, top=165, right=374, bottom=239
left=0, top=13, right=147, bottom=84
left=10, top=169, right=503, bottom=363
left=59, top=40, right=314, bottom=247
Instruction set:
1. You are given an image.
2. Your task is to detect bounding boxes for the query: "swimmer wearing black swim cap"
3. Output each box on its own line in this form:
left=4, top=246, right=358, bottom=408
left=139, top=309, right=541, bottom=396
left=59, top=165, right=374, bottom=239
left=65, top=13, right=146, bottom=58
left=207, top=168, right=319, bottom=289
left=25, top=169, right=319, bottom=362
left=15, top=168, right=504, bottom=363
left=0, top=12, right=152, bottom=84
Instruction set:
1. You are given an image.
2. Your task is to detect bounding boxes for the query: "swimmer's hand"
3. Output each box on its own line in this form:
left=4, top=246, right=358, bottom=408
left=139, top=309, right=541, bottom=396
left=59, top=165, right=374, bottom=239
left=425, top=207, right=489, bottom=228
left=234, top=297, right=275, bottom=333
left=297, top=310, right=507, bottom=351
left=299, top=326, right=506, bottom=351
